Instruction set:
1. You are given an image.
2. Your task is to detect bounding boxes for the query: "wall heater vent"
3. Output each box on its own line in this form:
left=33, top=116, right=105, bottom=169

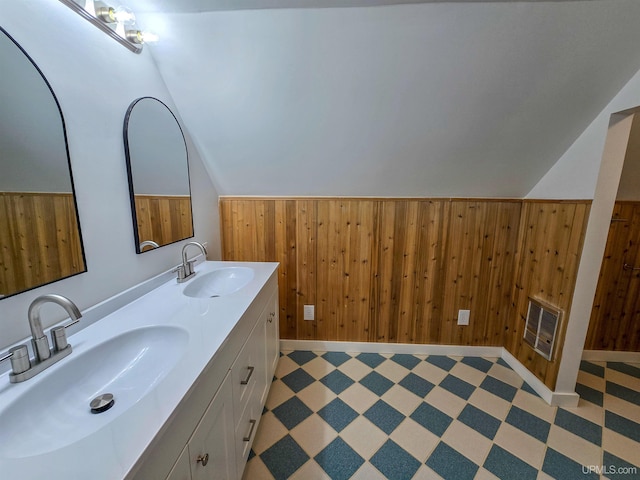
left=523, top=298, right=562, bottom=361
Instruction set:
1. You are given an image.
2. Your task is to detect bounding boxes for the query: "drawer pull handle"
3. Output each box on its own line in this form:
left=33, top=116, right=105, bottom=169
left=241, top=366, right=255, bottom=385
left=243, top=419, right=257, bottom=442
left=197, top=453, right=209, bottom=466
left=268, top=312, right=275, bottom=323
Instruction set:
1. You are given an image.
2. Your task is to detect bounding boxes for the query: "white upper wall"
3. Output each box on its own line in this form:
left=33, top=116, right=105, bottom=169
left=0, top=1, right=220, bottom=349
left=0, top=32, right=70, bottom=192
left=126, top=97, right=191, bottom=195
left=527, top=68, right=640, bottom=199
left=136, top=1, right=640, bottom=197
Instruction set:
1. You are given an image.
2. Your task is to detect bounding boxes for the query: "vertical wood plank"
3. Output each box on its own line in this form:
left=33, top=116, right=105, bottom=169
left=426, top=200, right=450, bottom=344
left=275, top=200, right=298, bottom=339
left=296, top=200, right=317, bottom=340
left=373, top=200, right=397, bottom=342
left=586, top=201, right=640, bottom=352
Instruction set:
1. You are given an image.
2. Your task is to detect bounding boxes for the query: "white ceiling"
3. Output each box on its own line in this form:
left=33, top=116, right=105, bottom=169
left=129, top=0, right=640, bottom=197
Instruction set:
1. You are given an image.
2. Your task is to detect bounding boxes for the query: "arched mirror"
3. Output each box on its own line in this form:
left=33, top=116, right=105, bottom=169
left=0, top=27, right=86, bottom=300
left=124, top=97, right=194, bottom=253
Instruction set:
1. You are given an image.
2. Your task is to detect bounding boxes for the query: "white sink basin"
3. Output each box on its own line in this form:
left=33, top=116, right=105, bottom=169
left=182, top=267, right=254, bottom=298
left=0, top=325, right=188, bottom=459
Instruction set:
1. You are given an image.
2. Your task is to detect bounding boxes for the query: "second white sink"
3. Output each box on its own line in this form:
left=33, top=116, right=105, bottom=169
left=182, top=267, right=254, bottom=298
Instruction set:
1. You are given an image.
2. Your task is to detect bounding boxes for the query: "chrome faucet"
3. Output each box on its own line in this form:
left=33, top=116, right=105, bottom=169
left=139, top=240, right=160, bottom=250
left=0, top=294, right=82, bottom=383
left=175, top=241, right=207, bottom=283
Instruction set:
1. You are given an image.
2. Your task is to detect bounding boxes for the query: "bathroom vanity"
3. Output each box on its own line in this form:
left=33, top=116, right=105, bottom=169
left=129, top=262, right=280, bottom=480
left=0, top=261, right=279, bottom=480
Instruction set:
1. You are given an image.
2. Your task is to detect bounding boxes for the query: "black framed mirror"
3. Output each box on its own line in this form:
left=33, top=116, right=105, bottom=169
left=0, top=27, right=86, bottom=300
left=124, top=97, right=194, bottom=253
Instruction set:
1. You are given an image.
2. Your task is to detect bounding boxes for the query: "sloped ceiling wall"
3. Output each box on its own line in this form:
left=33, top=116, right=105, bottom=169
left=132, top=0, right=640, bottom=197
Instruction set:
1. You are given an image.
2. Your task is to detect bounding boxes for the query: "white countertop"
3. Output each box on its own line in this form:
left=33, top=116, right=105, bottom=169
left=0, top=261, right=278, bottom=479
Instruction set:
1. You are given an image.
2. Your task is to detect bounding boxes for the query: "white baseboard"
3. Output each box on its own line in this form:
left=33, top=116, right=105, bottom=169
left=582, top=350, right=640, bottom=363
left=279, top=340, right=580, bottom=407
left=498, top=349, right=554, bottom=405
left=499, top=349, right=579, bottom=407
left=548, top=391, right=581, bottom=407
left=279, top=339, right=502, bottom=357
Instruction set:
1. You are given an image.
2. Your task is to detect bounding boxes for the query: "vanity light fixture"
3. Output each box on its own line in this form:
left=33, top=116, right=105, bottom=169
left=126, top=30, right=159, bottom=44
left=95, top=5, right=118, bottom=23
left=113, top=6, right=136, bottom=24
left=58, top=0, right=157, bottom=53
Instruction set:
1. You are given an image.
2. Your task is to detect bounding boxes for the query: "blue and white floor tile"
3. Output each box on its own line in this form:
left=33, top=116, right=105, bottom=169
left=243, top=352, right=640, bottom=479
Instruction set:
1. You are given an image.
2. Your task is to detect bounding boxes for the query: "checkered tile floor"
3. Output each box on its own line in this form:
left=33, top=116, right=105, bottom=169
left=243, top=352, right=640, bottom=479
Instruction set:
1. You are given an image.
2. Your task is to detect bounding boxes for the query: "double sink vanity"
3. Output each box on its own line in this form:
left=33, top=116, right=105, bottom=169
left=1, top=19, right=280, bottom=480
left=0, top=259, right=280, bottom=480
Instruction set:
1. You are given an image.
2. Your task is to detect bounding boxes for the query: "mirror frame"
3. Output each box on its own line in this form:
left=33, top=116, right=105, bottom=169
left=0, top=26, right=87, bottom=300
left=123, top=96, right=194, bottom=254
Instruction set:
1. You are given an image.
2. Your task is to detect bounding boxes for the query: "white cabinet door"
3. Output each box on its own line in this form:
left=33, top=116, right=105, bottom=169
left=166, top=446, right=191, bottom=480
left=188, top=372, right=237, bottom=480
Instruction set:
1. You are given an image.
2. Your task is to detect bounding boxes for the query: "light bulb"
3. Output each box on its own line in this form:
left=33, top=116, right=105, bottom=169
left=141, top=31, right=159, bottom=43
left=125, top=30, right=159, bottom=44
left=114, top=6, right=135, bottom=25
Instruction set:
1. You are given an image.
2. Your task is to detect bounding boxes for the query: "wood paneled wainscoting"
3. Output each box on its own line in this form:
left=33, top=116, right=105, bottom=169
left=585, top=201, right=640, bottom=352
left=220, top=197, right=590, bottom=389
left=505, top=201, right=590, bottom=389
left=0, top=192, right=84, bottom=296
left=134, top=195, right=193, bottom=249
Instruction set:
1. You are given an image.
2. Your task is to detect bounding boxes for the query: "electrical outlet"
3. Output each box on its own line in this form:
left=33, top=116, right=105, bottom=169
left=303, top=305, right=315, bottom=321
left=457, top=309, right=470, bottom=326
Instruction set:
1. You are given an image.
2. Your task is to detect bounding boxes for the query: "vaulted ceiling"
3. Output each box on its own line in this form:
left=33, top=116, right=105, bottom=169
left=128, top=0, right=640, bottom=197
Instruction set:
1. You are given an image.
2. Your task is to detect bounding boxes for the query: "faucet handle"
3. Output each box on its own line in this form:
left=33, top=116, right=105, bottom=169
left=173, top=264, right=187, bottom=281
left=51, top=327, right=69, bottom=352
left=185, top=259, right=196, bottom=277
left=1, top=345, right=31, bottom=376
left=51, top=318, right=80, bottom=352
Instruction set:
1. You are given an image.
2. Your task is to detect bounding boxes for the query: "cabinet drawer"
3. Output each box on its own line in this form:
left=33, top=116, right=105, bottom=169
left=235, top=396, right=262, bottom=476
left=231, top=320, right=265, bottom=429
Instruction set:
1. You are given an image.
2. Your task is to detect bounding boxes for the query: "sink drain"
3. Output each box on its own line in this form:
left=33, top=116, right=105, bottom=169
left=90, top=393, right=115, bottom=414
